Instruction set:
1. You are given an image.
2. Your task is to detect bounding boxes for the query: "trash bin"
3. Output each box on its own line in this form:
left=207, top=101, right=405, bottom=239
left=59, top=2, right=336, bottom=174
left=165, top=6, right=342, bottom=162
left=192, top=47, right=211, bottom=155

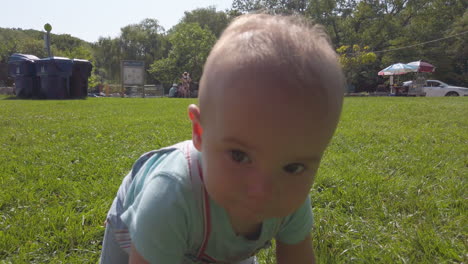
left=7, top=53, right=40, bottom=98
left=35, top=57, right=73, bottom=99
left=70, top=59, right=92, bottom=98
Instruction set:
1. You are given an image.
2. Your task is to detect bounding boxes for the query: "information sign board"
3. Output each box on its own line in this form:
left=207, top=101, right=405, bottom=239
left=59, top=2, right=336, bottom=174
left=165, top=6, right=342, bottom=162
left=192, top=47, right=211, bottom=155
left=122, top=61, right=145, bottom=85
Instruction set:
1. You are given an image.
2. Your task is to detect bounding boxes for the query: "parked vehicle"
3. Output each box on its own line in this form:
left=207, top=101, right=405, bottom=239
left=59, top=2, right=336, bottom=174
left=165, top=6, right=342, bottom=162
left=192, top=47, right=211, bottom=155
left=403, top=80, right=468, bottom=97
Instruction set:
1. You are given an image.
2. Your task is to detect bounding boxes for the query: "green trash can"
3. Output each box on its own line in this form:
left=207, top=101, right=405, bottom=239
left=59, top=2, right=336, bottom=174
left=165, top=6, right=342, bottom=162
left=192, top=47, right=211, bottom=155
left=35, top=57, right=73, bottom=99
left=7, top=53, right=41, bottom=98
left=70, top=59, right=93, bottom=98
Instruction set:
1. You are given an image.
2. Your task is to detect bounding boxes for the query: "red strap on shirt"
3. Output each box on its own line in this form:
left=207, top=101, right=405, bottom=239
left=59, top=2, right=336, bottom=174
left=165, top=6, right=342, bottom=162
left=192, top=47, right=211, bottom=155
left=197, top=163, right=212, bottom=260
left=185, top=143, right=217, bottom=262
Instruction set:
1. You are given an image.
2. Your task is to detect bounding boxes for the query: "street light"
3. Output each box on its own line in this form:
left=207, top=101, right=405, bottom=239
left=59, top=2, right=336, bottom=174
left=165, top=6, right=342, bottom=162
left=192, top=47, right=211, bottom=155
left=44, top=23, right=52, bottom=57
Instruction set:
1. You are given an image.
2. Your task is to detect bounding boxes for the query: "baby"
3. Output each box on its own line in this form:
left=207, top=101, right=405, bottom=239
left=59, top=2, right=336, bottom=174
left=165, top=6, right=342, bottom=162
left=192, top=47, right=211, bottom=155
left=100, top=13, right=344, bottom=264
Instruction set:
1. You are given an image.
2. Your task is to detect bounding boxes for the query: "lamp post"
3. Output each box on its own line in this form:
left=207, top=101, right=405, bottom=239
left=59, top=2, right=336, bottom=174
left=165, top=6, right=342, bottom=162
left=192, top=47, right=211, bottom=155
left=44, top=23, right=52, bottom=57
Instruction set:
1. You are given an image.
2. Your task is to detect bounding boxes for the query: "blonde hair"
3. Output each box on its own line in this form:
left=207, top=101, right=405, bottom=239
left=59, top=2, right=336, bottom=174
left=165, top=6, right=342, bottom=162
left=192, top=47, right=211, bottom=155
left=200, top=14, right=344, bottom=116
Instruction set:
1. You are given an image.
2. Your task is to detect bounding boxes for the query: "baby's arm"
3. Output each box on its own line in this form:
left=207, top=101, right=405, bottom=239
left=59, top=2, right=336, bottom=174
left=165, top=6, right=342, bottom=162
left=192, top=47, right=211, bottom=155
left=276, top=234, right=316, bottom=264
left=121, top=173, right=191, bottom=263
left=129, top=243, right=150, bottom=264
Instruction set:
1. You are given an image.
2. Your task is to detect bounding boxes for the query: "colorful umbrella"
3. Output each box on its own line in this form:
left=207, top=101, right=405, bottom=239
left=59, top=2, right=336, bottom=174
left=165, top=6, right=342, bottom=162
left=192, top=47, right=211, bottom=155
left=407, top=60, right=436, bottom=73
left=378, top=63, right=418, bottom=76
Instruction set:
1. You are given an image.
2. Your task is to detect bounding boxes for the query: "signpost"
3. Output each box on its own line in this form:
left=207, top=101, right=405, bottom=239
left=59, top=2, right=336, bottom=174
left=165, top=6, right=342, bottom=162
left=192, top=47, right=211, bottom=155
left=44, top=23, right=52, bottom=57
left=121, top=60, right=145, bottom=97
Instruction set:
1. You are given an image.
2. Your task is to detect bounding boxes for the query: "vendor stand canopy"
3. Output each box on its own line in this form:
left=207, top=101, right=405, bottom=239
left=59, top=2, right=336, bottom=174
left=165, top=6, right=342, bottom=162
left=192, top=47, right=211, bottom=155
left=378, top=63, right=418, bottom=76
left=377, top=61, right=436, bottom=96
left=407, top=60, right=436, bottom=73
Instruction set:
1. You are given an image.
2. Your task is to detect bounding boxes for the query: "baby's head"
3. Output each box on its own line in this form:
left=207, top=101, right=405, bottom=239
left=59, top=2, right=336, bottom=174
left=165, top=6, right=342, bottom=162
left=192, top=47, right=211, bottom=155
left=189, top=14, right=344, bottom=224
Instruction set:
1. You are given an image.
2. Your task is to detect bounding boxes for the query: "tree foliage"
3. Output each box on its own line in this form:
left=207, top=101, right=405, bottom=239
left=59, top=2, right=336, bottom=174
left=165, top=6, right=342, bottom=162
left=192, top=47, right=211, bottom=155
left=180, top=7, right=230, bottom=37
left=91, top=19, right=169, bottom=85
left=93, top=37, right=121, bottom=83
left=0, top=28, right=93, bottom=61
left=337, top=45, right=377, bottom=90
left=119, top=19, right=167, bottom=63
left=232, top=0, right=309, bottom=14
left=119, top=19, right=168, bottom=84
left=0, top=28, right=95, bottom=87
left=1, top=1, right=466, bottom=91
left=149, top=23, right=216, bottom=87
left=231, top=0, right=467, bottom=89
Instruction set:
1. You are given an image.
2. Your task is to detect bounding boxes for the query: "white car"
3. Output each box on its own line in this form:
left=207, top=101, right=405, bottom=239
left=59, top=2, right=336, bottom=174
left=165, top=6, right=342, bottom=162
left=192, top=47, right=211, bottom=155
left=403, top=80, right=468, bottom=97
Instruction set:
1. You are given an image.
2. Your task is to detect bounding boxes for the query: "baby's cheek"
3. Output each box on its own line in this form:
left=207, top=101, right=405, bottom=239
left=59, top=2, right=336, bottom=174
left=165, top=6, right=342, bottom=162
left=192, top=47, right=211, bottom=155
left=281, top=179, right=310, bottom=203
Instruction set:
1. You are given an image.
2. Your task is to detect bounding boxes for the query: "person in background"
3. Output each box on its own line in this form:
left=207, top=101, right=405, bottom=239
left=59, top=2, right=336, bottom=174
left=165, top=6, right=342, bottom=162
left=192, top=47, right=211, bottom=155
left=181, top=72, right=192, bottom=98
left=169, top=83, right=178, bottom=98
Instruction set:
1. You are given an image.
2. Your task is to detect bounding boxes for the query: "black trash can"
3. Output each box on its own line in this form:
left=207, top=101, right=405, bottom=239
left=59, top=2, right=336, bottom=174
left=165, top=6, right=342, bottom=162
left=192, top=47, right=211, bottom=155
left=70, top=59, right=93, bottom=98
left=7, top=53, right=40, bottom=98
left=35, top=57, right=73, bottom=99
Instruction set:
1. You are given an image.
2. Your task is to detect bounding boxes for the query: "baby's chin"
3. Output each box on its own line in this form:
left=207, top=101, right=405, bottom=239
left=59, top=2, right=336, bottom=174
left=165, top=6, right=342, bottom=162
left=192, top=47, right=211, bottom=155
left=233, top=205, right=294, bottom=223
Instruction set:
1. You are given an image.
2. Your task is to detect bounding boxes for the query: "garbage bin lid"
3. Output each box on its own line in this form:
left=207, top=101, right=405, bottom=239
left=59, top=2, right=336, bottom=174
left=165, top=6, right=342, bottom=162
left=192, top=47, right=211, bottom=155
left=8, top=53, right=40, bottom=63
left=36, top=57, right=74, bottom=75
left=72, top=59, right=90, bottom=63
left=39, top=56, right=71, bottom=61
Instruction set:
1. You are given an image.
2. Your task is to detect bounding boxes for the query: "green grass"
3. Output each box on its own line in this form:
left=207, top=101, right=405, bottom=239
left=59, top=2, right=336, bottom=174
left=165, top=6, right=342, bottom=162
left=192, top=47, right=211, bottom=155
left=0, top=96, right=466, bottom=263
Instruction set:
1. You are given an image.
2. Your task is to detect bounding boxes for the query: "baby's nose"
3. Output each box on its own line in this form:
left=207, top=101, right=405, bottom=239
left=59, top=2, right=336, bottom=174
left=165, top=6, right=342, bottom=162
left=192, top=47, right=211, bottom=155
left=246, top=171, right=274, bottom=201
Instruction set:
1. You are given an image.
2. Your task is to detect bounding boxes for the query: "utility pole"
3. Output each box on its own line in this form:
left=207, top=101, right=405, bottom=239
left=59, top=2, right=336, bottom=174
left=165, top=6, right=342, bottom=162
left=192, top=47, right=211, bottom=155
left=44, top=23, right=52, bottom=57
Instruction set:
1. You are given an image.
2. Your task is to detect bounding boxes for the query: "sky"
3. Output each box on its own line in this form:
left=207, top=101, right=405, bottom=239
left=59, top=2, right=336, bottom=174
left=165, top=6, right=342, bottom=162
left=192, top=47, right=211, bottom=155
left=0, top=0, right=233, bottom=43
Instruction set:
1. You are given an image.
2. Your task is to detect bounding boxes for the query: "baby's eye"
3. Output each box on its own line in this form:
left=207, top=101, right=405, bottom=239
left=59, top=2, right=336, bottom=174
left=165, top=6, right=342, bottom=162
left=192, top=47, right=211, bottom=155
left=283, top=163, right=306, bottom=174
left=229, top=150, right=251, bottom=164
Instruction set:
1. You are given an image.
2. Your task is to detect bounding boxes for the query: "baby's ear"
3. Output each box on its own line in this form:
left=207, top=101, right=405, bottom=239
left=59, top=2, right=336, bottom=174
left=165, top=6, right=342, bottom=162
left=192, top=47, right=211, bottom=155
left=188, top=104, right=203, bottom=151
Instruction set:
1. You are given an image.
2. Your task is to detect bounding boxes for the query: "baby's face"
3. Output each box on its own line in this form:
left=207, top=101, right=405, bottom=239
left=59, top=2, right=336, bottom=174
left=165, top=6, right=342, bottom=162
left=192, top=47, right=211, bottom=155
left=197, top=69, right=339, bottom=224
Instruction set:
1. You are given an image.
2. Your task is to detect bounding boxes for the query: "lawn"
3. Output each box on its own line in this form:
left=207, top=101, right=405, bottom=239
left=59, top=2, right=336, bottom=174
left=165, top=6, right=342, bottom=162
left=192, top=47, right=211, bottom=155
left=0, top=96, right=466, bottom=263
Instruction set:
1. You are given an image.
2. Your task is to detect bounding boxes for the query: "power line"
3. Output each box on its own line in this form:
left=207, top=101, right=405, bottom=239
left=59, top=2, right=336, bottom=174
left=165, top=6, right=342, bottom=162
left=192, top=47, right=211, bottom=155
left=372, top=30, right=468, bottom=54
left=347, top=30, right=468, bottom=55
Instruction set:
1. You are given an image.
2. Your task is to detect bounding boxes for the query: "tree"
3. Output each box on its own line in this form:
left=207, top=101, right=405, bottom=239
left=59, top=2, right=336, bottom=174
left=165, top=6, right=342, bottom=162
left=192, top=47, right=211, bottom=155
left=119, top=18, right=168, bottom=84
left=149, top=23, right=216, bottom=87
left=2, top=0, right=466, bottom=89
left=306, top=0, right=467, bottom=89
left=120, top=19, right=166, bottom=60
left=0, top=28, right=49, bottom=62
left=231, top=0, right=309, bottom=14
left=19, top=39, right=48, bottom=58
left=0, top=29, right=21, bottom=63
left=436, top=9, right=468, bottom=85
left=93, top=37, right=121, bottom=82
left=180, top=7, right=230, bottom=37
left=337, top=44, right=377, bottom=91
left=50, top=34, right=89, bottom=55
left=305, top=0, right=351, bottom=45
left=376, top=0, right=467, bottom=85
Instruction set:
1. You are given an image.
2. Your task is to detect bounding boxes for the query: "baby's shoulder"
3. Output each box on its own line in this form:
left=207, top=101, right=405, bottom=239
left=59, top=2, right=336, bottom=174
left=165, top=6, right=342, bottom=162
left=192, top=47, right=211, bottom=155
left=132, top=141, right=191, bottom=177
left=133, top=140, right=203, bottom=197
left=125, top=145, right=200, bottom=213
left=134, top=149, right=190, bottom=186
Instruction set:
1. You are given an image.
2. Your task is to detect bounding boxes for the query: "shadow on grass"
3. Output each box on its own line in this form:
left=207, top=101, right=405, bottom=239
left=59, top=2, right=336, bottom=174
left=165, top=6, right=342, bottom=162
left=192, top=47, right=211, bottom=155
left=1, top=96, right=87, bottom=100
left=1, top=96, right=20, bottom=100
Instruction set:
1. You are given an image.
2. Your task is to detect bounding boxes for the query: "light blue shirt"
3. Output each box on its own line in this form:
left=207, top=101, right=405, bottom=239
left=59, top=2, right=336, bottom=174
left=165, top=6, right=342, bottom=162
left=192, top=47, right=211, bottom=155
left=169, top=86, right=177, bottom=97
left=120, top=141, right=313, bottom=263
